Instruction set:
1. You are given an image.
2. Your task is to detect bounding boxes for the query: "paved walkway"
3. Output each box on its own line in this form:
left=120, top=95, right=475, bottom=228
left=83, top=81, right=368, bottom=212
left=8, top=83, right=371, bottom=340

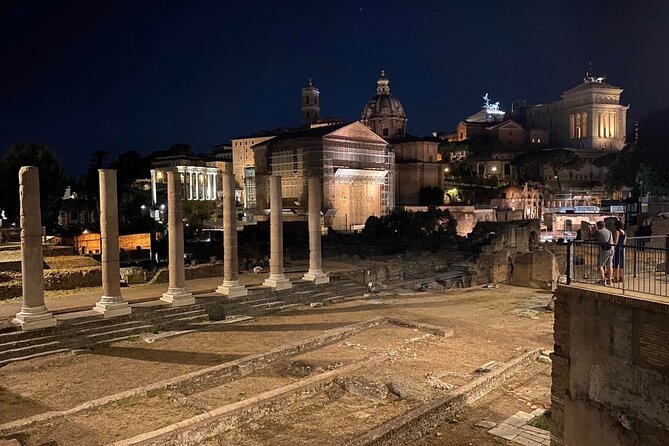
left=0, top=259, right=360, bottom=319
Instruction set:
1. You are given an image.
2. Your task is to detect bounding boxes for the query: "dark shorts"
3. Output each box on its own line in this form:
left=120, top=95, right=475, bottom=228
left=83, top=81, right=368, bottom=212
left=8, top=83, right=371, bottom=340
left=613, top=247, right=624, bottom=268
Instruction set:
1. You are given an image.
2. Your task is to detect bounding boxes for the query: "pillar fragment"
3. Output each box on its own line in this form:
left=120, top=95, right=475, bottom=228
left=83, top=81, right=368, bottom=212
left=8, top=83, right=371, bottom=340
left=12, top=166, right=57, bottom=330
left=263, top=175, right=292, bottom=290
left=161, top=170, right=195, bottom=306
left=217, top=174, right=247, bottom=297
left=93, top=169, right=131, bottom=317
left=303, top=176, right=329, bottom=284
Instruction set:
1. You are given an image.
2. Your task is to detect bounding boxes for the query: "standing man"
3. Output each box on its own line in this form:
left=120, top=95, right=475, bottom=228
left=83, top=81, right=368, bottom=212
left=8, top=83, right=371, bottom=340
left=594, top=221, right=614, bottom=285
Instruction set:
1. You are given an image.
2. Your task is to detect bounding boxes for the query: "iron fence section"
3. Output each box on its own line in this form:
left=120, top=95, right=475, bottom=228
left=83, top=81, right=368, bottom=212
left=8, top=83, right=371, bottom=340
left=566, top=236, right=669, bottom=297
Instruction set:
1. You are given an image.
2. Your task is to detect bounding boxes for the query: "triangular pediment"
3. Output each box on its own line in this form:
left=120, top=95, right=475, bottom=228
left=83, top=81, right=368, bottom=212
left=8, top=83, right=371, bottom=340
left=324, top=121, right=388, bottom=144
left=488, top=119, right=524, bottom=130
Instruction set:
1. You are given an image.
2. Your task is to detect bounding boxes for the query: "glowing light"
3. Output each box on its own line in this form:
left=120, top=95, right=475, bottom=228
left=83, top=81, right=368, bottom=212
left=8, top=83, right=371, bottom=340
left=491, top=166, right=498, bottom=172
left=444, top=167, right=450, bottom=173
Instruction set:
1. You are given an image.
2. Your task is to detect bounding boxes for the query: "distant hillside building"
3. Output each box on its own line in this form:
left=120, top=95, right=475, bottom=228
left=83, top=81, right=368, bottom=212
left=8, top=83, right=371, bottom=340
left=361, top=71, right=407, bottom=139
left=519, top=73, right=629, bottom=151
left=252, top=121, right=394, bottom=229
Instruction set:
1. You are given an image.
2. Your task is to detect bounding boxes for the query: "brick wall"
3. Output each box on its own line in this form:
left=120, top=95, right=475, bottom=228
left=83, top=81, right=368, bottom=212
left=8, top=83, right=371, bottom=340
left=552, top=285, right=669, bottom=445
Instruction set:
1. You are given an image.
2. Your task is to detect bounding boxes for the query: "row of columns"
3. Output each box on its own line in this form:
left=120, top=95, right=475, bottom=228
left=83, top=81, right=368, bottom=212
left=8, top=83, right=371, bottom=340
left=13, top=167, right=328, bottom=330
left=186, top=170, right=217, bottom=201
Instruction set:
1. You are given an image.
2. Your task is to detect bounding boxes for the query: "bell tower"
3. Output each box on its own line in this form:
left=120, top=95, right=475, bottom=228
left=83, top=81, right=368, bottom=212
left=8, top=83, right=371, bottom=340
left=301, top=78, right=320, bottom=126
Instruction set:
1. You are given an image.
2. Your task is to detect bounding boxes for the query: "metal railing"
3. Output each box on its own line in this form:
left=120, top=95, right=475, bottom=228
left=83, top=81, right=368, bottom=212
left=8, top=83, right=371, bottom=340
left=566, top=236, right=669, bottom=297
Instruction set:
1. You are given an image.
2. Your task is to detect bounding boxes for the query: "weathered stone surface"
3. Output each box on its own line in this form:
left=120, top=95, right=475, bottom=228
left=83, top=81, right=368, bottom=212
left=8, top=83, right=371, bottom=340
left=286, top=360, right=318, bottom=377
left=553, top=285, right=669, bottom=446
left=387, top=381, right=416, bottom=399
left=476, top=361, right=499, bottom=372
left=488, top=423, right=520, bottom=440
left=536, top=354, right=552, bottom=364
left=476, top=250, right=513, bottom=284
left=475, top=420, right=497, bottom=429
left=510, top=248, right=559, bottom=289
left=425, top=371, right=453, bottom=389
left=338, top=376, right=388, bottom=401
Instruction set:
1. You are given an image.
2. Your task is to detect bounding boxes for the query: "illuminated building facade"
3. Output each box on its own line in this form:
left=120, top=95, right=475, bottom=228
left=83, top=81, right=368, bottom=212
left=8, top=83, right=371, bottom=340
left=520, top=73, right=629, bottom=151
left=252, top=121, right=394, bottom=229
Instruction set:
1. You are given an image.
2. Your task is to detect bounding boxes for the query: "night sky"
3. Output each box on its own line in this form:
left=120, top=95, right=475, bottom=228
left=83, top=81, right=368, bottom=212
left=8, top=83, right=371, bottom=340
left=2, top=0, right=668, bottom=176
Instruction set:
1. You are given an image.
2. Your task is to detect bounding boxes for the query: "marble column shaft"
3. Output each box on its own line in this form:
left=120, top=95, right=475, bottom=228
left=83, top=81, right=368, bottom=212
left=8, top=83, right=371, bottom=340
left=217, top=174, right=247, bottom=297
left=13, top=166, right=56, bottom=330
left=94, top=169, right=131, bottom=317
left=161, top=170, right=194, bottom=306
left=303, top=176, right=328, bottom=283
left=263, top=175, right=291, bottom=290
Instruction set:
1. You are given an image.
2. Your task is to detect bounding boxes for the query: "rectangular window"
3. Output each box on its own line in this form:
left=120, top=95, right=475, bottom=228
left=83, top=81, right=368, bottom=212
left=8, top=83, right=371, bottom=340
left=383, top=128, right=389, bottom=136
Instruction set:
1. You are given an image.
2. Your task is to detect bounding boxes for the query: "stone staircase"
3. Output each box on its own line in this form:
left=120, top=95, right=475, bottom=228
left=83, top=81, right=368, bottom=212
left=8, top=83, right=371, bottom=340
left=0, top=279, right=367, bottom=367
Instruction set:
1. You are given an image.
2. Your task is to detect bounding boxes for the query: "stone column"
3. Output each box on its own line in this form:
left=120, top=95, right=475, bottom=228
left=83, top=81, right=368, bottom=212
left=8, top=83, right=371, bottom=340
left=94, top=169, right=132, bottom=317
left=161, top=170, right=195, bottom=306
left=216, top=174, right=247, bottom=297
left=150, top=169, right=157, bottom=204
left=263, top=175, right=292, bottom=290
left=13, top=166, right=57, bottom=330
left=303, top=176, right=328, bottom=284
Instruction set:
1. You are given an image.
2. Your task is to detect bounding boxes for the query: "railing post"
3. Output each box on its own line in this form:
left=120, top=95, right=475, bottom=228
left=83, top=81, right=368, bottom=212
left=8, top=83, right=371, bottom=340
left=633, top=238, right=638, bottom=279
left=566, top=241, right=573, bottom=285
left=665, top=235, right=669, bottom=275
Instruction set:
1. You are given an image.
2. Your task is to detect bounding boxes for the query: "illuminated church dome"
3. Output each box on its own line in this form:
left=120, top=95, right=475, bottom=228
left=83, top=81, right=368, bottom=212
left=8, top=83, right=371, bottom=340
left=361, top=70, right=407, bottom=139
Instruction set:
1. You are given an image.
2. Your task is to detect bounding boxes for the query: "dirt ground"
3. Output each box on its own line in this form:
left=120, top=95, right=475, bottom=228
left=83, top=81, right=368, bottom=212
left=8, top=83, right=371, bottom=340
left=0, top=284, right=554, bottom=445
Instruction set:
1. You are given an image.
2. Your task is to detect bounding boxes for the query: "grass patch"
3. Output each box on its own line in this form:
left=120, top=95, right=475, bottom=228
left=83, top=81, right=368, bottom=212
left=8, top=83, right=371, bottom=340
left=528, top=410, right=552, bottom=431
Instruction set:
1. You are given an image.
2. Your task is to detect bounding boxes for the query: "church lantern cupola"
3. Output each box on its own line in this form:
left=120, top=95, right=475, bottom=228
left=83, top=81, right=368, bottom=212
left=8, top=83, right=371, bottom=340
left=361, top=70, right=407, bottom=140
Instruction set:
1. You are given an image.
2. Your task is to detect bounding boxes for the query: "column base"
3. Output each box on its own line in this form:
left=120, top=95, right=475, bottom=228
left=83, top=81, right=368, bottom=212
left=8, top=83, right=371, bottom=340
left=161, top=288, right=195, bottom=306
left=302, top=270, right=329, bottom=284
left=263, top=275, right=293, bottom=291
left=216, top=281, right=248, bottom=298
left=12, top=306, right=57, bottom=331
left=93, top=298, right=132, bottom=318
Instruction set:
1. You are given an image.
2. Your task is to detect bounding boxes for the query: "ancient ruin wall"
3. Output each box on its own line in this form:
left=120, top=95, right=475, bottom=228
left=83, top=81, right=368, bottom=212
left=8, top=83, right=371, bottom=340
left=552, top=286, right=669, bottom=445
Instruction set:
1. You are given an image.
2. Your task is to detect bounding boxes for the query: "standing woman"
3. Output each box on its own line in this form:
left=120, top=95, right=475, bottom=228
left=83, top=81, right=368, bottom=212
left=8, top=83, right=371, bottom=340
left=613, top=219, right=626, bottom=283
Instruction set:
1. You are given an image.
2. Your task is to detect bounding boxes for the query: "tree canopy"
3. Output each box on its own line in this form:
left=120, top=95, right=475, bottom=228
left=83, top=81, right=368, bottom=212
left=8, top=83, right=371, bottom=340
left=418, top=186, right=444, bottom=206
left=604, top=108, right=669, bottom=195
left=0, top=144, right=70, bottom=227
left=512, top=148, right=584, bottom=191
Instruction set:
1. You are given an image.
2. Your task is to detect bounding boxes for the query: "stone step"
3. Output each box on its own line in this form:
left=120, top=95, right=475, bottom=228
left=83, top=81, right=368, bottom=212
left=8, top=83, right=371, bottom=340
left=150, top=308, right=208, bottom=321
left=77, top=319, right=148, bottom=335
left=0, top=348, right=71, bottom=368
left=158, top=314, right=209, bottom=327
left=276, top=303, right=301, bottom=312
left=0, top=340, right=63, bottom=362
left=62, top=313, right=133, bottom=330
left=0, top=331, right=62, bottom=350
left=0, top=326, right=60, bottom=344
left=83, top=324, right=155, bottom=342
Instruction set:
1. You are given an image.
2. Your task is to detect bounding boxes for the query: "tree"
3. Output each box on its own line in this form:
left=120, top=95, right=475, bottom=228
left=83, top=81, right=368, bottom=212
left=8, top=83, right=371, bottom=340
left=0, top=144, right=70, bottom=227
left=110, top=150, right=151, bottom=187
left=183, top=200, right=217, bottom=232
left=513, top=148, right=584, bottom=191
left=604, top=108, right=669, bottom=196
left=418, top=186, right=444, bottom=206
left=80, top=150, right=110, bottom=199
